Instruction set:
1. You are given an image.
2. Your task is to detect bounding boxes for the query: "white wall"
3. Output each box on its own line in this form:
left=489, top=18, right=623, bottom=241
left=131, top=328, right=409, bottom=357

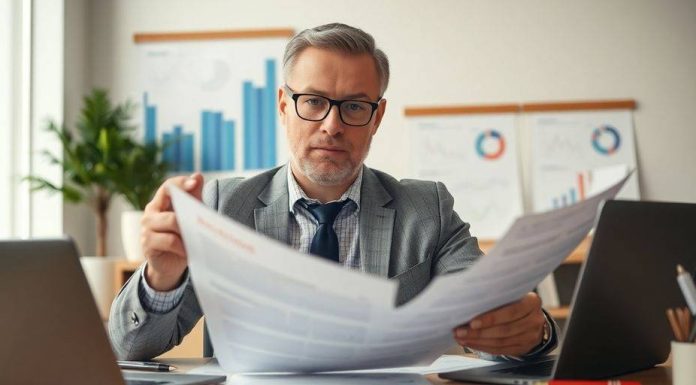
left=63, top=0, right=95, bottom=255
left=77, top=0, right=696, bottom=256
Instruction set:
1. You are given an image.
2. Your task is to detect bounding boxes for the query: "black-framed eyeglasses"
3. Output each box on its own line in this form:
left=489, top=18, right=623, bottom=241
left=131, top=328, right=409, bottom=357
left=284, top=85, right=381, bottom=127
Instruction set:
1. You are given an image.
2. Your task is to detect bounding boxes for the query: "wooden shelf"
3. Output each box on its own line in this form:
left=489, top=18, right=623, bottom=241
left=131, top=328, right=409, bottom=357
left=133, top=28, right=295, bottom=43
left=113, top=260, right=143, bottom=294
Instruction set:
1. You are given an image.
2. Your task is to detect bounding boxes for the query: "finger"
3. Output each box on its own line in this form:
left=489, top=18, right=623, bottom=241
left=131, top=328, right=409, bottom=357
left=469, top=292, right=541, bottom=329
left=166, top=173, right=204, bottom=201
left=147, top=175, right=192, bottom=213
left=183, top=172, right=205, bottom=201
left=142, top=231, right=186, bottom=259
left=456, top=309, right=545, bottom=340
left=147, top=173, right=204, bottom=213
left=142, top=211, right=180, bottom=234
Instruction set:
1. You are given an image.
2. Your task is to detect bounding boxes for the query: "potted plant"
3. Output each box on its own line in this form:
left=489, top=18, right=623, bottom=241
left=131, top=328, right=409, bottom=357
left=26, top=88, right=168, bottom=317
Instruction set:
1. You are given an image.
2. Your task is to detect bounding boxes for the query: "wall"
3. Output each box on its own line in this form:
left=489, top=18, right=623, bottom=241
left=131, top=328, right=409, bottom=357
left=63, top=0, right=94, bottom=255
left=76, top=0, right=696, bottom=256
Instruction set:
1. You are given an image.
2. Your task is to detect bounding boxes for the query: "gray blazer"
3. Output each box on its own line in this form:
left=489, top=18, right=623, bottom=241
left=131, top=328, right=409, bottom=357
left=108, top=165, right=483, bottom=360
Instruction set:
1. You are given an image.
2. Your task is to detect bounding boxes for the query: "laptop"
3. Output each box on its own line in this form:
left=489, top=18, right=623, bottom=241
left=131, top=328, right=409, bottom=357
left=0, top=237, right=226, bottom=385
left=441, top=200, right=694, bottom=384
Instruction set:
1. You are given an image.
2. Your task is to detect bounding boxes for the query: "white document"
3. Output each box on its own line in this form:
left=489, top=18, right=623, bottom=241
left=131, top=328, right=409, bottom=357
left=340, top=354, right=496, bottom=375
left=231, top=373, right=430, bottom=385
left=170, top=173, right=629, bottom=373
left=189, top=355, right=494, bottom=376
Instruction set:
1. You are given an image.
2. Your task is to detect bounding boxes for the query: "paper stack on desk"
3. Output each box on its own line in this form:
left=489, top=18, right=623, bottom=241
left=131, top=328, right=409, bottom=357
left=170, top=174, right=629, bottom=373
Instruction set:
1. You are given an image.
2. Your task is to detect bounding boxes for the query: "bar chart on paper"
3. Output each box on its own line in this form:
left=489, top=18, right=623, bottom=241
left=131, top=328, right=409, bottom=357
left=138, top=37, right=289, bottom=174
left=550, top=172, right=589, bottom=209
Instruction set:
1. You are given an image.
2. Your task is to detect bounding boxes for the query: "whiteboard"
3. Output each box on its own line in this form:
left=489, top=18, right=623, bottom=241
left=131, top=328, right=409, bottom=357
left=527, top=110, right=639, bottom=212
left=409, top=114, right=524, bottom=239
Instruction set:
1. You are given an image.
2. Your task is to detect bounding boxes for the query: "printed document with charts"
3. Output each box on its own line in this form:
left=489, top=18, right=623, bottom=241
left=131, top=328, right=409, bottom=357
left=169, top=174, right=629, bottom=374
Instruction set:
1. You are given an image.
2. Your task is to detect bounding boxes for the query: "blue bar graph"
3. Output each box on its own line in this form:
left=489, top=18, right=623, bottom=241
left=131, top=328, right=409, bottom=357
left=142, top=57, right=277, bottom=173
left=243, top=59, right=277, bottom=170
left=172, top=125, right=182, bottom=168
left=243, top=81, right=259, bottom=169
left=201, top=111, right=213, bottom=172
left=199, top=110, right=236, bottom=172
left=256, top=87, right=265, bottom=168
left=162, top=132, right=174, bottom=168
left=212, top=112, right=223, bottom=170
left=262, top=59, right=277, bottom=168
left=548, top=173, right=588, bottom=210
left=144, top=92, right=157, bottom=144
left=161, top=125, right=195, bottom=172
left=222, top=120, right=235, bottom=170
left=181, top=134, right=194, bottom=172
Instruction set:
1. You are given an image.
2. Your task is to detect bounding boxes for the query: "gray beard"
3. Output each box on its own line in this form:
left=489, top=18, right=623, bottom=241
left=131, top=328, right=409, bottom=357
left=291, top=137, right=372, bottom=186
left=296, top=157, right=357, bottom=186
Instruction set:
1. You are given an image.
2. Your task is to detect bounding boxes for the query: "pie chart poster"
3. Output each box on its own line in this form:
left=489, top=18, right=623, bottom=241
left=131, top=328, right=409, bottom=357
left=529, top=110, right=639, bottom=212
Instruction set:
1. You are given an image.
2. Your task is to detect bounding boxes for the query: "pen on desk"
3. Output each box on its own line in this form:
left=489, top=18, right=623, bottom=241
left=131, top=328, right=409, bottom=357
left=117, top=360, right=177, bottom=372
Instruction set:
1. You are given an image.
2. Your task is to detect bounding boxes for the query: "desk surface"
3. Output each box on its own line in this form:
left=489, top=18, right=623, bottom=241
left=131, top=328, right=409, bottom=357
left=159, top=358, right=672, bottom=385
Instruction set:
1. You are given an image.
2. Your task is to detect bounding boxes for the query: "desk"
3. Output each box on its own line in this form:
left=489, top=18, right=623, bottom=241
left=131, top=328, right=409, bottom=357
left=158, top=358, right=672, bottom=384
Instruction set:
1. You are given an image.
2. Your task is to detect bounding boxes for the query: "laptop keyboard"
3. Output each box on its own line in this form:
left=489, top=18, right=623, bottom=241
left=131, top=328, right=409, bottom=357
left=491, top=359, right=555, bottom=376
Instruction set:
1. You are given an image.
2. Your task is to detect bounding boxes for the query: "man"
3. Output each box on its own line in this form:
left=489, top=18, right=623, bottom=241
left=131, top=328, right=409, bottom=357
left=109, top=23, right=556, bottom=361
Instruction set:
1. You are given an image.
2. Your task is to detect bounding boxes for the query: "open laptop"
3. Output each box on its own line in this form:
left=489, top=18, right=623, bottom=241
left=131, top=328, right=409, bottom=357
left=0, top=237, right=226, bottom=385
left=441, top=200, right=694, bottom=384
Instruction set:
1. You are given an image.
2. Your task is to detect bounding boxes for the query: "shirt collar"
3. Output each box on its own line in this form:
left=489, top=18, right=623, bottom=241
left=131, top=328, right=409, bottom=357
left=287, top=165, right=363, bottom=214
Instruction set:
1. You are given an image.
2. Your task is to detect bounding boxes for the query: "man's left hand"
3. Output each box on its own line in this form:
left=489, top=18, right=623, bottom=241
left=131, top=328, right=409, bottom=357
left=453, top=292, right=546, bottom=357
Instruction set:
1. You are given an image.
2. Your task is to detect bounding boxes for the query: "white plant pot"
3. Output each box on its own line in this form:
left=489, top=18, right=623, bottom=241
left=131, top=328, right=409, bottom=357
left=121, top=210, right=145, bottom=262
left=80, top=256, right=122, bottom=320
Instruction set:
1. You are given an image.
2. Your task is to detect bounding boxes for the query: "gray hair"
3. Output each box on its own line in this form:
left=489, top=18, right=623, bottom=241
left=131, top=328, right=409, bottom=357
left=283, top=23, right=390, bottom=96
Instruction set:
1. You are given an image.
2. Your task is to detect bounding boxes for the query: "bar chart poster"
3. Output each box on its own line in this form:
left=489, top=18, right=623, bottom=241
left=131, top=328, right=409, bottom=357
left=409, top=114, right=523, bottom=239
left=138, top=37, right=289, bottom=174
left=528, top=110, right=639, bottom=212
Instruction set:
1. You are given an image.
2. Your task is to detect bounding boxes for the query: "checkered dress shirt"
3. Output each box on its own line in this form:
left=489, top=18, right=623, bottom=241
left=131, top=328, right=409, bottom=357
left=287, top=167, right=362, bottom=269
left=139, top=167, right=364, bottom=313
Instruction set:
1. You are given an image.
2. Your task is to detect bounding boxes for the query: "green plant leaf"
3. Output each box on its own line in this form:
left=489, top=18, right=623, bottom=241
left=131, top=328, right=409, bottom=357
left=25, top=87, right=172, bottom=254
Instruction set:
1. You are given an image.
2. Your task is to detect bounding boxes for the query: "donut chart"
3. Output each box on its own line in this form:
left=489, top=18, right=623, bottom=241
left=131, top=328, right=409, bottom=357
left=476, top=129, right=506, bottom=160
left=591, top=125, right=621, bottom=155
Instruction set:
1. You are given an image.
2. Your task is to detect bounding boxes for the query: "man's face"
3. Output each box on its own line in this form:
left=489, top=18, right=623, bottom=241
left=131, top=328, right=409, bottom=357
left=279, top=47, right=386, bottom=186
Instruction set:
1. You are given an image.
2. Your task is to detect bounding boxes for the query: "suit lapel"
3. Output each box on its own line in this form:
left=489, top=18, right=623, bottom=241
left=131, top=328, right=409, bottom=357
left=254, top=165, right=290, bottom=245
left=359, top=167, right=395, bottom=277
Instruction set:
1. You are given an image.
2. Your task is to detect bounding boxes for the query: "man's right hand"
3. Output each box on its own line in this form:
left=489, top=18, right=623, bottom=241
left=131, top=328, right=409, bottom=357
left=141, top=173, right=204, bottom=291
